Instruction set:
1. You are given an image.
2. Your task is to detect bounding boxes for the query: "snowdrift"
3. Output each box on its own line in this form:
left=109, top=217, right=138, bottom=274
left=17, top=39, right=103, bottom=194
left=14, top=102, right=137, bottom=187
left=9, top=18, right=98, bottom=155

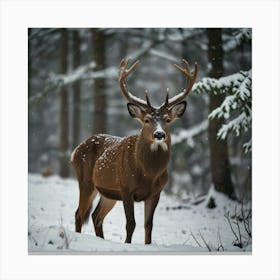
left=28, top=174, right=251, bottom=253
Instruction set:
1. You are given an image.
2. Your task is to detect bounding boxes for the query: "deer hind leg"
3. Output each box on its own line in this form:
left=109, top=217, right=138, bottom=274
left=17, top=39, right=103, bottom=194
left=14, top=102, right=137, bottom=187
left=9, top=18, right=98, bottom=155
left=92, top=195, right=116, bottom=239
left=75, top=182, right=98, bottom=233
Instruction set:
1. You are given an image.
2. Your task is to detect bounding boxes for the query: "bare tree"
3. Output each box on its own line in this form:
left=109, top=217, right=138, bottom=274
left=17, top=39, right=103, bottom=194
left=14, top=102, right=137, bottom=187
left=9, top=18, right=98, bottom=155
left=59, top=28, right=69, bottom=177
left=72, top=30, right=81, bottom=148
left=91, top=28, right=107, bottom=134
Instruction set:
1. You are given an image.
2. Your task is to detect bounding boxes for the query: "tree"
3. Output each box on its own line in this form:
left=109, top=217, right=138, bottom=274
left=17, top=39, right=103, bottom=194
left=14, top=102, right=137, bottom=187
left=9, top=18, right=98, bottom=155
left=91, top=28, right=107, bottom=134
left=206, top=28, right=235, bottom=201
left=59, top=28, right=69, bottom=177
left=72, top=30, right=81, bottom=148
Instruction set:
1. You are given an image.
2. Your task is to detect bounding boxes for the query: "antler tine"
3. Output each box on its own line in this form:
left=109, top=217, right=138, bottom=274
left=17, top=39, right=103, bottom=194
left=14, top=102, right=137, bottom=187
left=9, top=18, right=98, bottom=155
left=145, top=89, right=152, bottom=107
left=174, top=59, right=190, bottom=77
left=119, top=59, right=148, bottom=108
left=166, top=60, right=198, bottom=108
left=164, top=88, right=169, bottom=107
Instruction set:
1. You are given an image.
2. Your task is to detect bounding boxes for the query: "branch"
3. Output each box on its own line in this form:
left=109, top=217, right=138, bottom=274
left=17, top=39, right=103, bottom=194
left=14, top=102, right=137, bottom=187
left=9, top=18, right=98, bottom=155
left=216, top=229, right=224, bottom=251
left=29, top=39, right=165, bottom=105
left=28, top=64, right=118, bottom=105
left=198, top=231, right=212, bottom=252
left=241, top=202, right=252, bottom=238
left=149, top=49, right=180, bottom=63
left=171, top=119, right=208, bottom=146
left=225, top=211, right=240, bottom=246
left=190, top=230, right=202, bottom=247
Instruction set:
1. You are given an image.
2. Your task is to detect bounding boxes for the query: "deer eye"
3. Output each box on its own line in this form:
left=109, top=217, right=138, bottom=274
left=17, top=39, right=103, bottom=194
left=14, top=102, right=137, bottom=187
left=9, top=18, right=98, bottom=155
left=166, top=118, right=171, bottom=123
left=144, top=119, right=150, bottom=124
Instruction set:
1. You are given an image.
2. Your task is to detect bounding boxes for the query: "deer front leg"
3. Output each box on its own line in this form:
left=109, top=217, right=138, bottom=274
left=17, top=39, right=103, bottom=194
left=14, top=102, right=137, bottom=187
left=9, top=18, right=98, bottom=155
left=144, top=194, right=160, bottom=244
left=122, top=192, right=136, bottom=243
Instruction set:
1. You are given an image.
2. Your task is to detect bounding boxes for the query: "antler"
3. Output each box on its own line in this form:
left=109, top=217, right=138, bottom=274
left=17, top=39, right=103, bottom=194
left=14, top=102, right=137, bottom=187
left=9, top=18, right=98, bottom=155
left=119, top=59, right=150, bottom=108
left=164, top=59, right=198, bottom=108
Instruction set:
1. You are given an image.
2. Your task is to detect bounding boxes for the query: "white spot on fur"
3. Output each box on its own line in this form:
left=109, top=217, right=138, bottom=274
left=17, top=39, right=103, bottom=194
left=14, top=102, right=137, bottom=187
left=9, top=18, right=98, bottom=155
left=155, top=123, right=164, bottom=134
left=150, top=140, right=168, bottom=152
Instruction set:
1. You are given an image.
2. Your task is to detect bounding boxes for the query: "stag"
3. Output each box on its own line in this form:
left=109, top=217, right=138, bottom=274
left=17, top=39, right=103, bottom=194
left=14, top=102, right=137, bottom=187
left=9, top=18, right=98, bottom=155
left=71, top=59, right=198, bottom=244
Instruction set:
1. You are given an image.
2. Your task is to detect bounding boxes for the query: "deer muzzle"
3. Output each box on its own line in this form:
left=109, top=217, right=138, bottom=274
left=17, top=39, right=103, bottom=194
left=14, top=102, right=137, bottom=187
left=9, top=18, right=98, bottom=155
left=153, top=131, right=166, bottom=140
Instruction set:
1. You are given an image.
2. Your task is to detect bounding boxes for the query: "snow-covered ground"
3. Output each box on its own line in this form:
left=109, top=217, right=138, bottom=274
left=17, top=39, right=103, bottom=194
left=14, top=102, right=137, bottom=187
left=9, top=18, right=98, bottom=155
left=28, top=173, right=251, bottom=253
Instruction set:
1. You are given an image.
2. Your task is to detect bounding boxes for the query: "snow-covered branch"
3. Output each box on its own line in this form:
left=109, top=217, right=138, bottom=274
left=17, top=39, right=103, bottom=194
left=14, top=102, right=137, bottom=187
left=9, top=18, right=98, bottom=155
left=29, top=39, right=168, bottom=105
left=193, top=70, right=251, bottom=95
left=149, top=49, right=179, bottom=63
left=217, top=112, right=251, bottom=140
left=209, top=95, right=237, bottom=119
left=171, top=120, right=208, bottom=147
left=223, top=28, right=252, bottom=52
left=29, top=65, right=120, bottom=105
left=49, top=65, right=118, bottom=87
left=126, top=41, right=156, bottom=61
left=193, top=70, right=252, bottom=153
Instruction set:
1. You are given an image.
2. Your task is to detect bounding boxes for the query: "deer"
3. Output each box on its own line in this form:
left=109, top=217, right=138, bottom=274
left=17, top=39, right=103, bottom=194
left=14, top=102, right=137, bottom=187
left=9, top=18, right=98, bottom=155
left=71, top=59, right=198, bottom=244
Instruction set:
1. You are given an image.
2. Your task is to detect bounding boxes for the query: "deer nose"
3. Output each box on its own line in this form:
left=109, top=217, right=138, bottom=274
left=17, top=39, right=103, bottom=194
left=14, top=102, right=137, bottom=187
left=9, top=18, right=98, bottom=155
left=154, top=131, right=166, bottom=140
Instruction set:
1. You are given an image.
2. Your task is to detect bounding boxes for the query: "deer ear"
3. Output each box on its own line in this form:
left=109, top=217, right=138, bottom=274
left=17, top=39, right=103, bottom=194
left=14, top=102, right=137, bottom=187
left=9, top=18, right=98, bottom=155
left=170, top=101, right=187, bottom=119
left=127, top=103, right=144, bottom=119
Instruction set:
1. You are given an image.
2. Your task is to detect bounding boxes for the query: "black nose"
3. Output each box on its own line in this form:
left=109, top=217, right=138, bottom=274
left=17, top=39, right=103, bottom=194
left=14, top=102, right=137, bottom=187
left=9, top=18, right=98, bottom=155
left=154, top=131, right=165, bottom=140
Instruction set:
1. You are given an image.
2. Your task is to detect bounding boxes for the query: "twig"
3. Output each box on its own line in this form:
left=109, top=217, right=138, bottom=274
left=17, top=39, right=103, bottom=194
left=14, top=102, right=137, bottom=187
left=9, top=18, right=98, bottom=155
left=241, top=203, right=252, bottom=238
left=58, top=215, right=72, bottom=249
left=232, top=220, right=243, bottom=248
left=190, top=230, right=202, bottom=247
left=234, top=206, right=243, bottom=247
left=198, top=231, right=212, bottom=252
left=216, top=229, right=224, bottom=251
left=225, top=211, right=239, bottom=242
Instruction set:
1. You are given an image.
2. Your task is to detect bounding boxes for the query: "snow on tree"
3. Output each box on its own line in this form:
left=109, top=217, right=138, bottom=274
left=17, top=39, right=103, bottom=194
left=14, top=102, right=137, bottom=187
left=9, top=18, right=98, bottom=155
left=171, top=119, right=208, bottom=147
left=193, top=69, right=252, bottom=153
left=223, top=28, right=252, bottom=52
left=170, top=69, right=252, bottom=153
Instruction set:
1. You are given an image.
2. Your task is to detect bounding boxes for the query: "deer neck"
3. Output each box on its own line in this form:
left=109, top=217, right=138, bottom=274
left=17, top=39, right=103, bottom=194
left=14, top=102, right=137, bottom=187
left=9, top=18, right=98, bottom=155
left=135, top=132, right=170, bottom=177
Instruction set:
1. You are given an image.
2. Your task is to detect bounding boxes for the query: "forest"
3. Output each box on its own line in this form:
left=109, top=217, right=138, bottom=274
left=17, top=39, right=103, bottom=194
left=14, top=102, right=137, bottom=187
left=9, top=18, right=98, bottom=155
left=29, top=28, right=251, bottom=200
left=28, top=28, right=252, bottom=252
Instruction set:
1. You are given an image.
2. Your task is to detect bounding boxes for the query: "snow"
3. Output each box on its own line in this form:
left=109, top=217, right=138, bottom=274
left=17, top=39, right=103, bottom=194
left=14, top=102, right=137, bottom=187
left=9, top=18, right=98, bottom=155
left=28, top=174, right=251, bottom=254
left=223, top=28, right=252, bottom=52
left=243, top=139, right=252, bottom=154
left=218, top=112, right=250, bottom=140
left=171, top=119, right=208, bottom=146
left=209, top=95, right=237, bottom=119
left=194, top=70, right=251, bottom=94
left=193, top=70, right=252, bottom=152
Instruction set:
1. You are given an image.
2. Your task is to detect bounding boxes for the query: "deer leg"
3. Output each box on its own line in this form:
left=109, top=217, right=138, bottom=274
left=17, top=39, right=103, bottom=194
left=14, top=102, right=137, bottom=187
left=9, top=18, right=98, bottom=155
left=92, top=195, right=116, bottom=239
left=122, top=193, right=135, bottom=243
left=144, top=194, right=160, bottom=244
left=75, top=182, right=97, bottom=233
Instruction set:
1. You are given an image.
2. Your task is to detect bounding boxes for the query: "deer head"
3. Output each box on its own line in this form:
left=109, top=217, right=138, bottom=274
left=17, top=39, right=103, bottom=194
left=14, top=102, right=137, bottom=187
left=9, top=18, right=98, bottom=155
left=119, top=59, right=198, bottom=152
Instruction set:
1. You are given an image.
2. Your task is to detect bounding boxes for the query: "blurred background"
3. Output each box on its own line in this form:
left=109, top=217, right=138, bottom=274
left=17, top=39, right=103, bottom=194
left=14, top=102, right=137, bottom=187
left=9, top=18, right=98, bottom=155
left=28, top=28, right=252, bottom=203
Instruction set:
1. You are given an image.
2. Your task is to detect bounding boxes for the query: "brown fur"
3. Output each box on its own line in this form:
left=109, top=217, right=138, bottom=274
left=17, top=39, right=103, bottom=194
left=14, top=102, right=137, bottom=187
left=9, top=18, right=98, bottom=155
left=72, top=109, right=173, bottom=243
left=72, top=59, right=197, bottom=244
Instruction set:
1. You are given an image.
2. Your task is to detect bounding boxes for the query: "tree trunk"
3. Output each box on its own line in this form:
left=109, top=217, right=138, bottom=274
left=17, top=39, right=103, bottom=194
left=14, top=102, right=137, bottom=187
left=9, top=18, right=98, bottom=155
left=207, top=28, right=235, bottom=201
left=72, top=30, right=81, bottom=148
left=59, top=28, right=69, bottom=177
left=91, top=29, right=107, bottom=134
left=28, top=29, right=32, bottom=99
